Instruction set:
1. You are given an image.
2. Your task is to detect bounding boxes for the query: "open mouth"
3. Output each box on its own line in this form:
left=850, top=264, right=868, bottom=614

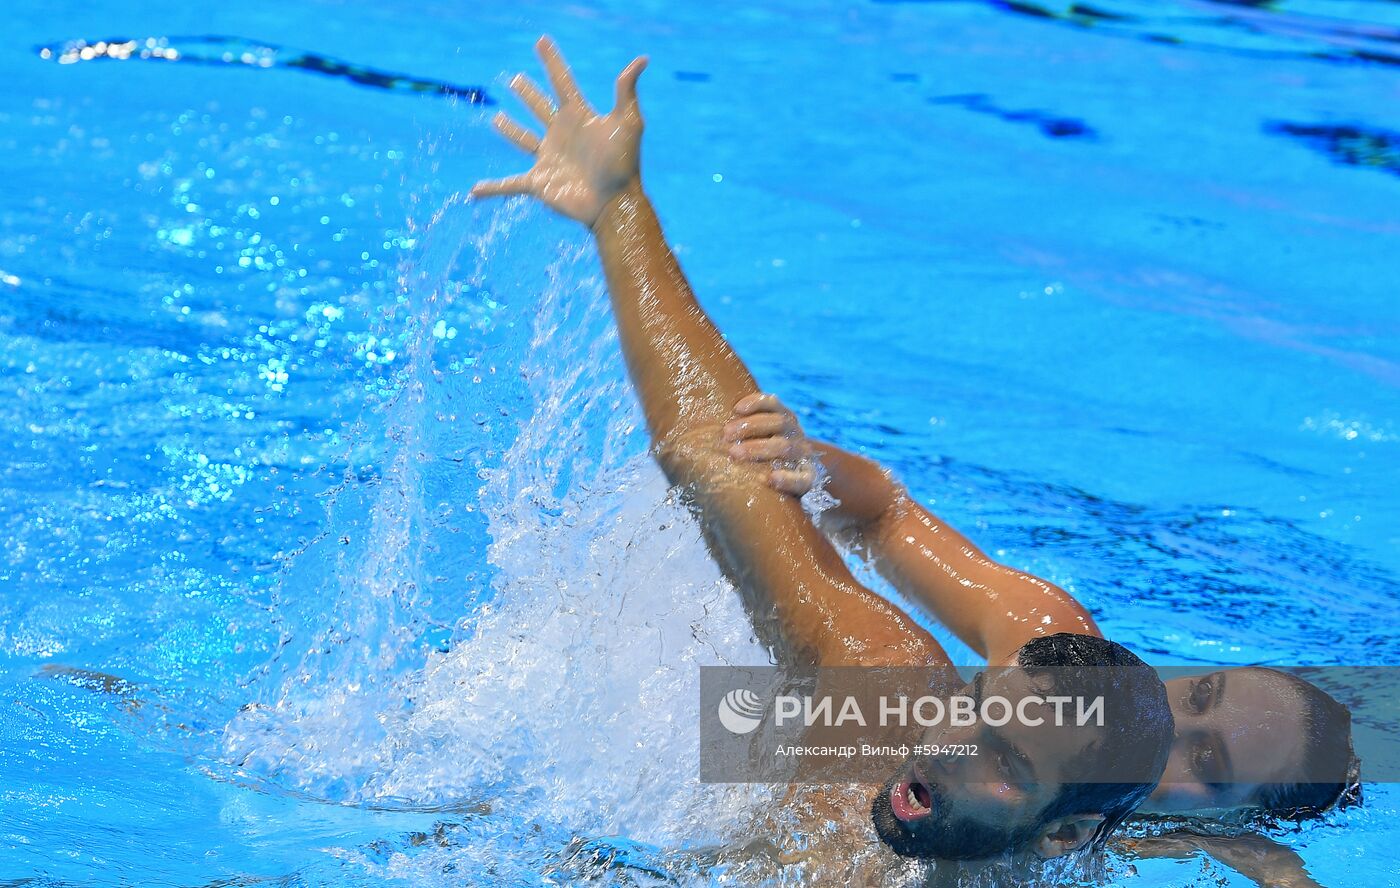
left=890, top=769, right=934, bottom=823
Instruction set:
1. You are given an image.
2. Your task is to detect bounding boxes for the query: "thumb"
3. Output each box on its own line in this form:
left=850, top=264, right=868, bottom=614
left=615, top=55, right=648, bottom=109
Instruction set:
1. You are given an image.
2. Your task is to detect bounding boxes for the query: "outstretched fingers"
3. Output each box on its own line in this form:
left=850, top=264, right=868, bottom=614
left=614, top=56, right=648, bottom=110
left=536, top=35, right=585, bottom=109
left=470, top=173, right=533, bottom=200
left=493, top=112, right=540, bottom=154
left=510, top=73, right=555, bottom=124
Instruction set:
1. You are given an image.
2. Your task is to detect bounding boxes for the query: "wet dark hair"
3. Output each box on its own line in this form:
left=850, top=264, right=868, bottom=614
left=1251, top=669, right=1359, bottom=816
left=1018, top=633, right=1174, bottom=848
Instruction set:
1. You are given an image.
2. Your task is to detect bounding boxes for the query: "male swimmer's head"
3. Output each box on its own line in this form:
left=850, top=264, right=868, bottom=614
left=871, top=633, right=1173, bottom=861
left=1148, top=667, right=1358, bottom=816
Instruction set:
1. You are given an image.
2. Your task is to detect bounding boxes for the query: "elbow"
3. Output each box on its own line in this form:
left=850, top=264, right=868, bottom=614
left=653, top=423, right=769, bottom=494
left=653, top=424, right=723, bottom=485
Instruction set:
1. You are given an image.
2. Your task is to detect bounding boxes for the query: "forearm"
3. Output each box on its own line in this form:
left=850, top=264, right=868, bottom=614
left=591, top=179, right=757, bottom=451
left=808, top=441, right=902, bottom=532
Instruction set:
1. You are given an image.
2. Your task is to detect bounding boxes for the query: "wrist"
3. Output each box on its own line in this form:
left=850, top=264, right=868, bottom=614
left=590, top=176, right=646, bottom=236
left=816, top=445, right=902, bottom=528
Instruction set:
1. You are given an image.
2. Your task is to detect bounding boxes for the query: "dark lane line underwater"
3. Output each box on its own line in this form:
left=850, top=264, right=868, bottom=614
left=34, top=35, right=494, bottom=103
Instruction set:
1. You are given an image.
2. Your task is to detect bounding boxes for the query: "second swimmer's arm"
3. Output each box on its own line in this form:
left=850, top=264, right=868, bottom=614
left=725, top=394, right=1100, bottom=662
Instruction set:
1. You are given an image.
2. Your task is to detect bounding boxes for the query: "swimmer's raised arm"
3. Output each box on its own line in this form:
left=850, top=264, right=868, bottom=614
left=724, top=393, right=1100, bottom=663
left=472, top=38, right=948, bottom=671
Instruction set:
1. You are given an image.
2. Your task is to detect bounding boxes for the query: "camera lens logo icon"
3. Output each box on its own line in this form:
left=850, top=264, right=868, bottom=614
left=718, top=688, right=765, bottom=735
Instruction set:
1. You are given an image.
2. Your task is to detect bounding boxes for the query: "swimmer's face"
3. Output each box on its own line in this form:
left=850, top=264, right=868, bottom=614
left=872, top=659, right=1109, bottom=861
left=1149, top=668, right=1309, bottom=813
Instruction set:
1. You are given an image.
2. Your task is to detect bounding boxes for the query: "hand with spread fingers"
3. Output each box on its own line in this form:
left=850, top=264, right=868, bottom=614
left=722, top=392, right=819, bottom=497
left=471, top=36, right=648, bottom=228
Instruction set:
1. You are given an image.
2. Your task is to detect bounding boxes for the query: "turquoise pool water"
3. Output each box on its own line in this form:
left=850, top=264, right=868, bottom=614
left=2, top=0, right=1398, bottom=884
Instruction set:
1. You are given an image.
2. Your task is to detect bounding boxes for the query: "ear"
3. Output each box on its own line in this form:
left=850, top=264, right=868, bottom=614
left=1031, top=813, right=1105, bottom=859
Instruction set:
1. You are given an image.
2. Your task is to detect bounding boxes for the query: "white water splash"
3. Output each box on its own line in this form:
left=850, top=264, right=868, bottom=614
left=222, top=193, right=775, bottom=881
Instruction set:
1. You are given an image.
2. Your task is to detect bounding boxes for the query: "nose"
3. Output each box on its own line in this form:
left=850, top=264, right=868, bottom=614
left=927, top=752, right=957, bottom=779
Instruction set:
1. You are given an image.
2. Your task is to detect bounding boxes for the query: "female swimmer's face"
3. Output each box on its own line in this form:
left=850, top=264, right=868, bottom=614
left=1147, top=668, right=1309, bottom=813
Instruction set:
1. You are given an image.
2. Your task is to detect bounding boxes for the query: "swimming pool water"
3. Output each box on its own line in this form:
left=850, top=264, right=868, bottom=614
left=2, top=0, right=1398, bottom=884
